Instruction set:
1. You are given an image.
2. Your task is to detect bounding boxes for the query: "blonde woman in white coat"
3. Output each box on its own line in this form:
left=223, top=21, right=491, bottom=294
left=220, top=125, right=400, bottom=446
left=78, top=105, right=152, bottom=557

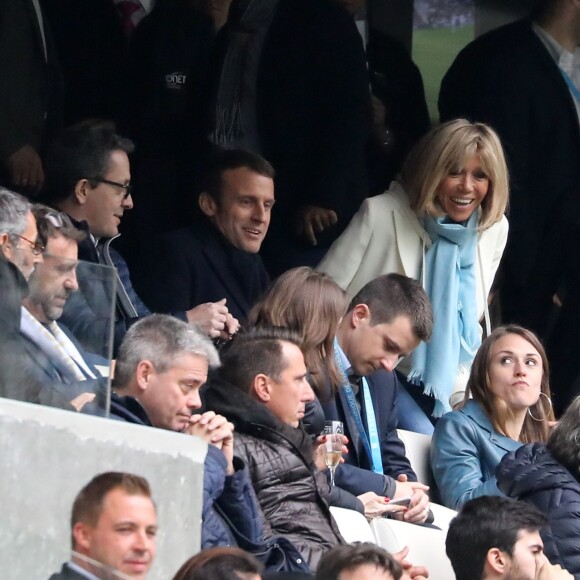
left=318, top=119, right=509, bottom=420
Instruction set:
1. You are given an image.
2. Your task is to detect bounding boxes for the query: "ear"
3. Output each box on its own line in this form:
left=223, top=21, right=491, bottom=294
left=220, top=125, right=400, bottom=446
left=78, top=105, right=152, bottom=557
left=135, top=360, right=155, bottom=394
left=350, top=303, right=371, bottom=328
left=485, top=547, right=509, bottom=576
left=0, top=233, right=13, bottom=260
left=72, top=521, right=92, bottom=552
left=199, top=192, right=218, bottom=218
left=74, top=179, right=91, bottom=205
left=252, top=373, right=272, bottom=403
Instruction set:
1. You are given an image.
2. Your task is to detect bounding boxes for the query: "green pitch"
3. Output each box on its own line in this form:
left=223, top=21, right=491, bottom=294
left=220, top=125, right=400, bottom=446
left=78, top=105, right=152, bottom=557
left=412, top=25, right=475, bottom=123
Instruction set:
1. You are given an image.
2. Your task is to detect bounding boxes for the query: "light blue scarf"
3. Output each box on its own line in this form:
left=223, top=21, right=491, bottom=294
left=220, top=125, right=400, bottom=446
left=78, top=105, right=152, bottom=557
left=408, top=212, right=480, bottom=417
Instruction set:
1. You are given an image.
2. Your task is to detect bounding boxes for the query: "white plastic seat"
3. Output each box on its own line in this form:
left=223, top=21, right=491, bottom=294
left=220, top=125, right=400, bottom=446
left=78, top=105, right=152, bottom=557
left=370, top=517, right=456, bottom=580
left=396, top=428, right=435, bottom=489
left=329, top=506, right=376, bottom=544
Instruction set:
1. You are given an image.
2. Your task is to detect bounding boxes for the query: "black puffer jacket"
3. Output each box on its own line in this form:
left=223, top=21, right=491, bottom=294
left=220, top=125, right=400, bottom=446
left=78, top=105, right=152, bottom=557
left=497, top=443, right=580, bottom=578
left=203, top=376, right=344, bottom=569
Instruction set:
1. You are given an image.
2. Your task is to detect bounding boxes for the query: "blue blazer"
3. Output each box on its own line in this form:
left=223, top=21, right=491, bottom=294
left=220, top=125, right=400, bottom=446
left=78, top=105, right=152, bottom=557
left=319, top=369, right=416, bottom=497
left=431, top=399, right=521, bottom=509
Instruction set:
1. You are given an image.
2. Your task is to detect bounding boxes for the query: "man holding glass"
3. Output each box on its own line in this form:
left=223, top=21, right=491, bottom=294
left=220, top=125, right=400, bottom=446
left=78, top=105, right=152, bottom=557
left=322, top=273, right=434, bottom=525
left=202, top=326, right=344, bottom=570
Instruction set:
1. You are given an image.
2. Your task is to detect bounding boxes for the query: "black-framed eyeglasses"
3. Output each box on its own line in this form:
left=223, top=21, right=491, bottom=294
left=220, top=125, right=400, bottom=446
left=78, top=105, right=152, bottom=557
left=14, top=234, right=45, bottom=255
left=87, top=177, right=133, bottom=199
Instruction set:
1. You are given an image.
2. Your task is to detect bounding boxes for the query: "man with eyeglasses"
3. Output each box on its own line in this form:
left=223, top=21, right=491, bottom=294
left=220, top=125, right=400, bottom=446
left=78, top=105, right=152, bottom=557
left=40, top=121, right=238, bottom=355
left=0, top=187, right=47, bottom=404
left=0, top=187, right=44, bottom=281
left=0, top=189, right=99, bottom=409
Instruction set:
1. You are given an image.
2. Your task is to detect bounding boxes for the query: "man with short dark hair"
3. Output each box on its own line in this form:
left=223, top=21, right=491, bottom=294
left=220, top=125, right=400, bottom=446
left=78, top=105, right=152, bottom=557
left=320, top=274, right=433, bottom=524
left=138, top=148, right=274, bottom=322
left=316, top=543, right=403, bottom=580
left=41, top=121, right=238, bottom=354
left=446, top=496, right=572, bottom=580
left=202, top=326, right=343, bottom=569
left=49, top=472, right=157, bottom=579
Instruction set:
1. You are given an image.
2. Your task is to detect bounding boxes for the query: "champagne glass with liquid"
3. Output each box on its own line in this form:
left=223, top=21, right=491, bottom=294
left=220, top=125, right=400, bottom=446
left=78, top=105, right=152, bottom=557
left=324, top=420, right=344, bottom=486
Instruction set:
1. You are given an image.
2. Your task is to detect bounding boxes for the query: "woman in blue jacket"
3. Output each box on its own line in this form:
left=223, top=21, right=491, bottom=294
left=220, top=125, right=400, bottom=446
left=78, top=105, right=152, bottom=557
left=431, top=325, right=554, bottom=509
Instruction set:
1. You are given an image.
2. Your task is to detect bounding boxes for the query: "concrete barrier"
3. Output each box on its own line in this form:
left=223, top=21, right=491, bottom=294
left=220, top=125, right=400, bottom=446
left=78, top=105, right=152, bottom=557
left=0, top=398, right=206, bottom=580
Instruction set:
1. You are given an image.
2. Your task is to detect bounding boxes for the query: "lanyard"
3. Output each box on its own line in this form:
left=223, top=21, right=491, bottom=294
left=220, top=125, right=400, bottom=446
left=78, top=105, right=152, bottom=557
left=334, top=339, right=384, bottom=474
left=560, top=69, right=580, bottom=103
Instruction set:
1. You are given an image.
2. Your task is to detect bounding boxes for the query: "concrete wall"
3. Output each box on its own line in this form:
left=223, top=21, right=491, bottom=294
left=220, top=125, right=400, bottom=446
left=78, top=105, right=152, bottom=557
left=0, top=398, right=207, bottom=580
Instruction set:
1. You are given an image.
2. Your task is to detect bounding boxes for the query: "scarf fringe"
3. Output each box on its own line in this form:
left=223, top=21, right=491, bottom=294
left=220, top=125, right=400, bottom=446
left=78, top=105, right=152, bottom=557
left=406, top=369, right=452, bottom=418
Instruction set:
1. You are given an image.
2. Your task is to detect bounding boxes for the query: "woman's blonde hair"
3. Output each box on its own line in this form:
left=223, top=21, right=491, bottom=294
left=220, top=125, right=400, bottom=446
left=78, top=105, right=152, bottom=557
left=399, top=119, right=509, bottom=230
left=248, top=267, right=348, bottom=396
left=464, top=325, right=554, bottom=444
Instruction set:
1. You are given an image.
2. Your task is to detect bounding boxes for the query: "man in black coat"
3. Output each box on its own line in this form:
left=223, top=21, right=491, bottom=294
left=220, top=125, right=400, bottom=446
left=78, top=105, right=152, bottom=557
left=0, top=0, right=63, bottom=194
left=208, top=0, right=371, bottom=274
left=439, top=0, right=580, bottom=411
left=137, top=149, right=273, bottom=323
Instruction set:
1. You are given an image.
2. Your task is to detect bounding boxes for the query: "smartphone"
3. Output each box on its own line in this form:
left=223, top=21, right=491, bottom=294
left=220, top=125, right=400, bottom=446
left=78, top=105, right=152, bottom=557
left=388, top=496, right=412, bottom=507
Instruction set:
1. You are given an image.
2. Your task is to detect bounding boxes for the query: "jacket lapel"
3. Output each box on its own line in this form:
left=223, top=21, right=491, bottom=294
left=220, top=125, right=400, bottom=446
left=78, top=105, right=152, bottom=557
left=393, top=211, right=423, bottom=279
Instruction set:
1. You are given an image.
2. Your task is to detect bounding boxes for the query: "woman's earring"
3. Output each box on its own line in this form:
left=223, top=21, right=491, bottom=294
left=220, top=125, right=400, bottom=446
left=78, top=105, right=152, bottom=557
left=528, top=392, right=553, bottom=422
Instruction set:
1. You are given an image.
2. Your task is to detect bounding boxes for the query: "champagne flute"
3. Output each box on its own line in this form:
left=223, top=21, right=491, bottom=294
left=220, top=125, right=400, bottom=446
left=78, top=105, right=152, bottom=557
left=324, top=421, right=344, bottom=486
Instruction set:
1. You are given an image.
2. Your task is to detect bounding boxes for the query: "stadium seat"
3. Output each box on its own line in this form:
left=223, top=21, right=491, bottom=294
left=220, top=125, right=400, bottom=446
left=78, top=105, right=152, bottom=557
left=329, top=506, right=376, bottom=544
left=371, top=517, right=456, bottom=580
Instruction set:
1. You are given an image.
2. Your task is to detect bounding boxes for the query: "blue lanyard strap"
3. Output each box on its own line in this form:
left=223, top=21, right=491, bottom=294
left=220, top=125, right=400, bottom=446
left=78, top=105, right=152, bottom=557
left=333, top=339, right=384, bottom=474
left=560, top=69, right=580, bottom=103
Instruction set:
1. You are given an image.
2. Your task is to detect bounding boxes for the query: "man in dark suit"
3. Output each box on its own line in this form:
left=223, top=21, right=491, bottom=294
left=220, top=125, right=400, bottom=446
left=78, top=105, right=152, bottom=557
left=324, top=273, right=434, bottom=524
left=137, top=149, right=273, bottom=323
left=439, top=0, right=580, bottom=412
left=49, top=472, right=157, bottom=579
left=0, top=0, right=63, bottom=194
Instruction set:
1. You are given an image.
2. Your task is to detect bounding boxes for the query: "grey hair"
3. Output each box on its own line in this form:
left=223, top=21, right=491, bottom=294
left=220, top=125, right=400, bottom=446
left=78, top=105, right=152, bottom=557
left=0, top=187, right=31, bottom=238
left=114, top=314, right=220, bottom=387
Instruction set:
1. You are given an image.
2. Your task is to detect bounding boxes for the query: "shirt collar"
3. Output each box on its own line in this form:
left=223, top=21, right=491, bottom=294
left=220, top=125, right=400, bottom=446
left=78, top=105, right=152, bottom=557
left=67, top=561, right=100, bottom=580
left=533, top=22, right=575, bottom=72
left=334, top=339, right=354, bottom=377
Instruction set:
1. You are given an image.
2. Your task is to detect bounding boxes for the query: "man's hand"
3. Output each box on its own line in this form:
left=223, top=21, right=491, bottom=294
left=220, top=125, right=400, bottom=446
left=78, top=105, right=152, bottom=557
left=312, top=433, right=349, bottom=471
left=357, top=492, right=406, bottom=519
left=394, top=546, right=429, bottom=579
left=393, top=474, right=430, bottom=524
left=224, top=312, right=240, bottom=338
left=186, top=298, right=229, bottom=338
left=6, top=144, right=44, bottom=192
left=296, top=205, right=338, bottom=246
left=186, top=411, right=236, bottom=475
left=536, top=561, right=574, bottom=579
left=70, top=392, right=96, bottom=412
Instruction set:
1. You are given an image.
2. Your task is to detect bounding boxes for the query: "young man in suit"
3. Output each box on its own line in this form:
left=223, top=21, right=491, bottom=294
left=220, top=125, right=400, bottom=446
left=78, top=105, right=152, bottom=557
left=323, top=273, right=433, bottom=524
